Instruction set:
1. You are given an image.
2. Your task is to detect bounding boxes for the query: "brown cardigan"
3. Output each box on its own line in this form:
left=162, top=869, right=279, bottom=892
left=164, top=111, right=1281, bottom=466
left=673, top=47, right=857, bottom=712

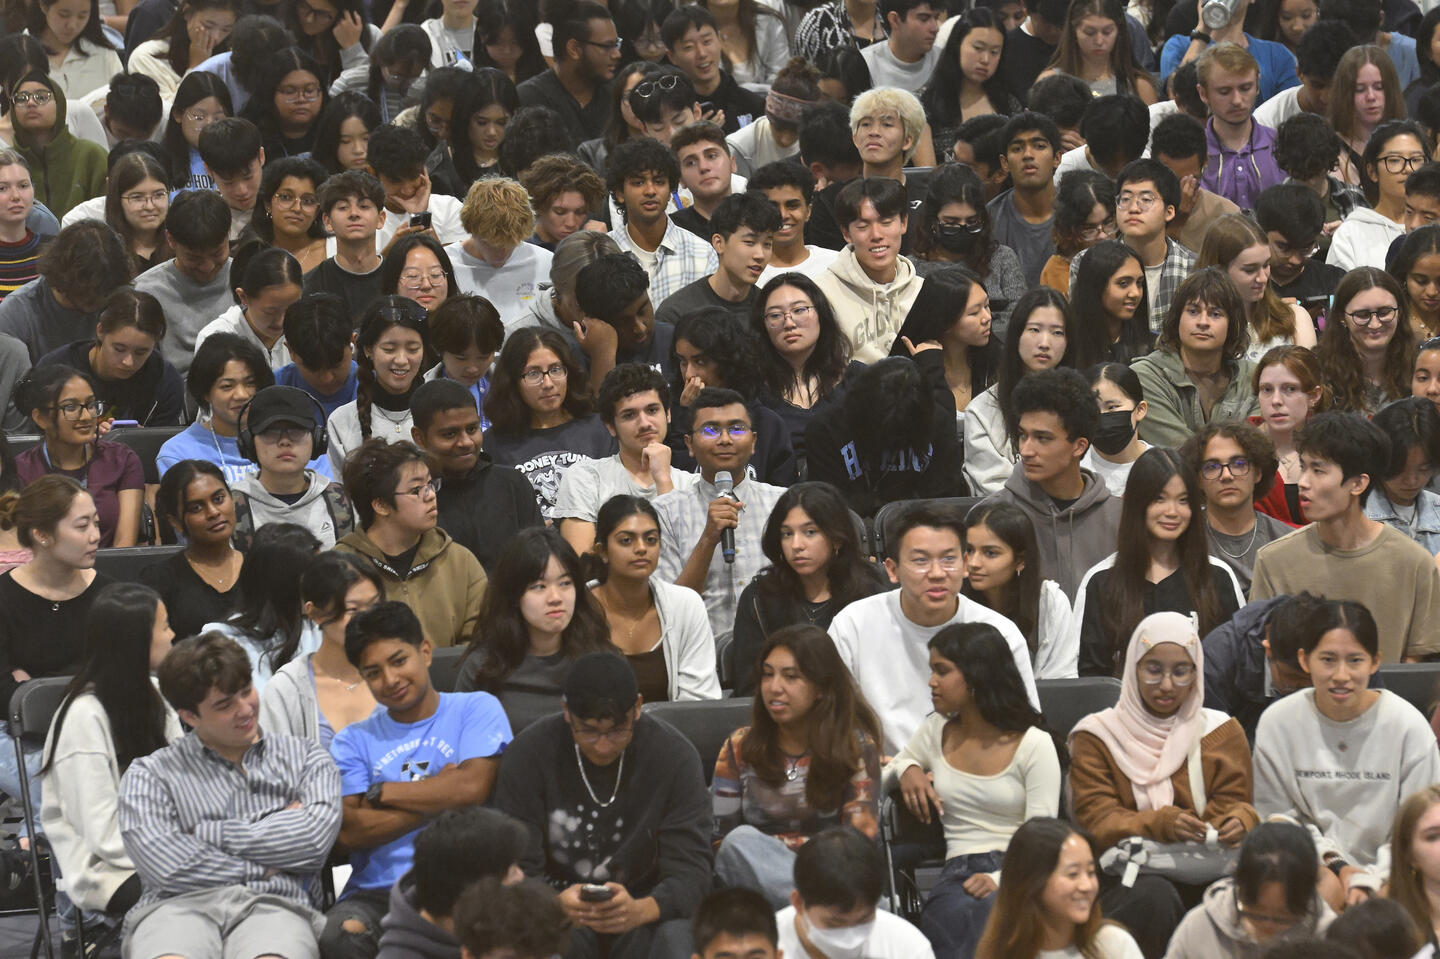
left=1069, top=715, right=1260, bottom=852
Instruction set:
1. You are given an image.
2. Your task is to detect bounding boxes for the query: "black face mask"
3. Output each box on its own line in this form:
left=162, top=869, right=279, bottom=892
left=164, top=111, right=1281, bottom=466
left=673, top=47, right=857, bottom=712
left=1091, top=409, right=1137, bottom=456
left=935, top=223, right=982, bottom=254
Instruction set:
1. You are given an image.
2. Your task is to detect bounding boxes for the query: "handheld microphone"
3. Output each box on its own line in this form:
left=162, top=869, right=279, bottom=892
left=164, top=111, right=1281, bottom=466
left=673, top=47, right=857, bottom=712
left=715, top=470, right=737, bottom=565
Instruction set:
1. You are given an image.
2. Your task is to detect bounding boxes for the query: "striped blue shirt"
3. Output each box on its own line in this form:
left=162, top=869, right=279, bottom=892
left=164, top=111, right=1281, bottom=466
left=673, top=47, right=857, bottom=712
left=118, top=730, right=342, bottom=927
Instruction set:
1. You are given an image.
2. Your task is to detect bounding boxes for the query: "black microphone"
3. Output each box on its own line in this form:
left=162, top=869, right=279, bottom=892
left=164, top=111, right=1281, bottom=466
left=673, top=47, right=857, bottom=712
left=715, top=470, right=737, bottom=565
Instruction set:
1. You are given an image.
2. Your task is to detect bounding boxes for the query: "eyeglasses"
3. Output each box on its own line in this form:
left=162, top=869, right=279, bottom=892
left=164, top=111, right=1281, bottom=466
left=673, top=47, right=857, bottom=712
left=1270, top=238, right=1318, bottom=259
left=570, top=721, right=634, bottom=744
left=1235, top=892, right=1301, bottom=930
left=1199, top=457, right=1251, bottom=480
left=122, top=189, right=168, bottom=207
left=257, top=425, right=311, bottom=444
left=54, top=399, right=105, bottom=421
left=520, top=364, right=568, bottom=385
left=763, top=304, right=815, bottom=327
left=394, top=477, right=443, bottom=498
left=399, top=268, right=447, bottom=289
left=12, top=91, right=53, bottom=107
left=632, top=74, right=681, bottom=99
left=1345, top=305, right=1398, bottom=327
left=1117, top=191, right=1159, bottom=211
left=583, top=37, right=624, bottom=52
left=1138, top=662, right=1197, bottom=685
left=184, top=109, right=225, bottom=126
left=273, top=190, right=319, bottom=209
left=295, top=0, right=337, bottom=23
left=1378, top=154, right=1428, bottom=174
left=695, top=424, right=752, bottom=439
left=1079, top=220, right=1117, bottom=241
left=902, top=555, right=962, bottom=573
left=278, top=85, right=322, bottom=103
left=939, top=217, right=984, bottom=233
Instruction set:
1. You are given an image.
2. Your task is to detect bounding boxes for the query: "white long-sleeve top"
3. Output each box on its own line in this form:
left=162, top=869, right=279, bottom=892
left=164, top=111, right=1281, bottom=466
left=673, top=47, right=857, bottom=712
left=963, top=385, right=1015, bottom=495
left=40, top=690, right=183, bottom=912
left=887, top=719, right=1061, bottom=864
left=1253, top=689, right=1440, bottom=891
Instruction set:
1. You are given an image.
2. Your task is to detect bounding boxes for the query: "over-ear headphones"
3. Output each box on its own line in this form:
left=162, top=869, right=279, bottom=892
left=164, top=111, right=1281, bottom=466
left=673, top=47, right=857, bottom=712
left=236, top=389, right=331, bottom=464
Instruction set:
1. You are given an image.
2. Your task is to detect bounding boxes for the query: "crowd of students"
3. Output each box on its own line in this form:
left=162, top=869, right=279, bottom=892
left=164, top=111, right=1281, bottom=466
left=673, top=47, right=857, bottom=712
left=1, top=0, right=1440, bottom=956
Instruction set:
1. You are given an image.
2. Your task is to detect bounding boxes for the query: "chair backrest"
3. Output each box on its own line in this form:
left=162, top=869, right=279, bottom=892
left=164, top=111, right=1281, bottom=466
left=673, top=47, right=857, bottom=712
left=9, top=676, right=74, bottom=741
left=872, top=496, right=984, bottom=560
left=94, top=544, right=185, bottom=583
left=642, top=697, right=754, bottom=784
left=1037, top=677, right=1123, bottom=741
left=429, top=645, right=468, bottom=694
left=6, top=434, right=41, bottom=457
left=1376, top=663, right=1440, bottom=719
left=109, top=426, right=185, bottom=485
left=882, top=788, right=945, bottom=849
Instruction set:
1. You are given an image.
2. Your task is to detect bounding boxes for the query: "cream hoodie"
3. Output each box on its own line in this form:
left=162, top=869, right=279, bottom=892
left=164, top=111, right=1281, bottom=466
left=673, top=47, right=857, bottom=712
left=814, top=247, right=923, bottom=363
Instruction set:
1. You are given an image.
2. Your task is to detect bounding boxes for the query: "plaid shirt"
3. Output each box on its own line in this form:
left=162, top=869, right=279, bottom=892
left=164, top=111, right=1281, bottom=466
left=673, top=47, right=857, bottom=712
left=654, top=474, right=784, bottom=649
left=793, top=0, right=887, bottom=62
left=1326, top=176, right=1368, bottom=218
left=609, top=220, right=718, bottom=311
left=1068, top=237, right=1196, bottom=333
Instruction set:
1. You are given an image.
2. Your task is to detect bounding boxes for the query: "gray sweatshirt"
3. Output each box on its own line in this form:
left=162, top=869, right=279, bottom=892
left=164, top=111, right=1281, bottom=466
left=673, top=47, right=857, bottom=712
left=134, top=259, right=234, bottom=374
left=0, top=277, right=102, bottom=363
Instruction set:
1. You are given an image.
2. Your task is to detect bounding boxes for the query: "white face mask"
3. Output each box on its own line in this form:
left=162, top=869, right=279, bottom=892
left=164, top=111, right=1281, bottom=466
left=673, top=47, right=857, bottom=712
left=802, top=909, right=876, bottom=959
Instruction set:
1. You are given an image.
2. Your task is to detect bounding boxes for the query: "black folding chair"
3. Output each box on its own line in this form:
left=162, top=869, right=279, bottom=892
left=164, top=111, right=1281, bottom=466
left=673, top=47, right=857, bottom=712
left=1036, top=677, right=1123, bottom=740
left=879, top=788, right=946, bottom=922
left=9, top=678, right=71, bottom=959
left=641, top=698, right=754, bottom=785
left=428, top=645, right=468, bottom=694
left=1376, top=663, right=1440, bottom=719
left=871, top=497, right=983, bottom=560
left=92, top=545, right=184, bottom=584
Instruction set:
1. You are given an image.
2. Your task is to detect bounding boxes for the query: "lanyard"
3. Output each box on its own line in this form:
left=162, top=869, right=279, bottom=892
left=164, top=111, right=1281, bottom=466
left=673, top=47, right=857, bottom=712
left=41, top=440, right=91, bottom=490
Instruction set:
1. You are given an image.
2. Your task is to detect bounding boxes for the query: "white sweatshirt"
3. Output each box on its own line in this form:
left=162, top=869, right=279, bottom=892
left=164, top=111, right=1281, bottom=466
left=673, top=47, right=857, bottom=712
left=828, top=591, right=1039, bottom=754
left=40, top=690, right=183, bottom=912
left=1253, top=689, right=1440, bottom=890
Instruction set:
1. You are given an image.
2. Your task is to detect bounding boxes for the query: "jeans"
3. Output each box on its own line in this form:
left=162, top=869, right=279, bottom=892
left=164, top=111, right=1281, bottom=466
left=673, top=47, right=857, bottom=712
left=714, top=825, right=798, bottom=910
left=0, top=721, right=44, bottom=837
left=565, top=917, right=694, bottom=959
left=320, top=887, right=389, bottom=959
left=919, top=851, right=1004, bottom=959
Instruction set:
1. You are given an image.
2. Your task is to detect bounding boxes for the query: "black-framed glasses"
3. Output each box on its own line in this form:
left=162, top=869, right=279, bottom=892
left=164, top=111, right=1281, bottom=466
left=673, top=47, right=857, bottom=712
left=296, top=0, right=336, bottom=23
left=1199, top=457, right=1251, bottom=480
left=278, top=84, right=322, bottom=103
left=1378, top=154, right=1427, bottom=174
left=54, top=399, right=105, bottom=421
left=632, top=75, right=681, bottom=99
left=1346, top=305, right=1398, bottom=327
left=257, top=425, right=311, bottom=444
left=395, top=477, right=442, bottom=498
left=520, top=364, right=568, bottom=385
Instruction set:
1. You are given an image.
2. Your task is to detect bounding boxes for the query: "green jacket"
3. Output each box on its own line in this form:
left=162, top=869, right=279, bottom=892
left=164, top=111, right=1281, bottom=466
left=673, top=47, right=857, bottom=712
left=12, top=82, right=107, bottom=219
left=1131, top=348, right=1260, bottom=449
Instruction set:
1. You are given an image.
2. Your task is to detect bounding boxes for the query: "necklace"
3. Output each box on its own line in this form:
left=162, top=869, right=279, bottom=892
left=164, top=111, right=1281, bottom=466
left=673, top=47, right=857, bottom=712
left=1210, top=519, right=1259, bottom=560
left=187, top=550, right=239, bottom=588
left=575, top=744, right=624, bottom=807
left=783, top=751, right=810, bottom=781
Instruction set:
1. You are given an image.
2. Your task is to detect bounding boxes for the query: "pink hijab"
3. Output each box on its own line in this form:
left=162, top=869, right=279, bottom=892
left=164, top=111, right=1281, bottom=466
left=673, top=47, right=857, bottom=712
left=1071, top=611, right=1206, bottom=812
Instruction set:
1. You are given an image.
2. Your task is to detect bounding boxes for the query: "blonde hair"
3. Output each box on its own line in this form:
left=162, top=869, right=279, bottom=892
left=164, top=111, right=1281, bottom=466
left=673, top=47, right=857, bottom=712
left=1196, top=41, right=1259, bottom=86
left=1197, top=213, right=1299, bottom=346
left=1389, top=785, right=1440, bottom=935
left=849, top=87, right=926, bottom=164
left=458, top=177, right=537, bottom=247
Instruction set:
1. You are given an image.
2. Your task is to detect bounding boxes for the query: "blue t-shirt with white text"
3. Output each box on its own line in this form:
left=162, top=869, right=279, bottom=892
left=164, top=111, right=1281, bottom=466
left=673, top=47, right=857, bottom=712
left=331, top=691, right=512, bottom=894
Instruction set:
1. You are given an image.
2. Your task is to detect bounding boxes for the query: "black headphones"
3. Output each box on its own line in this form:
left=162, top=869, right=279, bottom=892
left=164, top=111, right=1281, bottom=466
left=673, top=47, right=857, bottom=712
left=236, top=390, right=331, bottom=464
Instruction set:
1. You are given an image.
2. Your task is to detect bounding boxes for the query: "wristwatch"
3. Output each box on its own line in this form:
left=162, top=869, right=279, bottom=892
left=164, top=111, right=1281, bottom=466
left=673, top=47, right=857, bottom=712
left=1189, top=30, right=1212, bottom=43
left=365, top=781, right=385, bottom=807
